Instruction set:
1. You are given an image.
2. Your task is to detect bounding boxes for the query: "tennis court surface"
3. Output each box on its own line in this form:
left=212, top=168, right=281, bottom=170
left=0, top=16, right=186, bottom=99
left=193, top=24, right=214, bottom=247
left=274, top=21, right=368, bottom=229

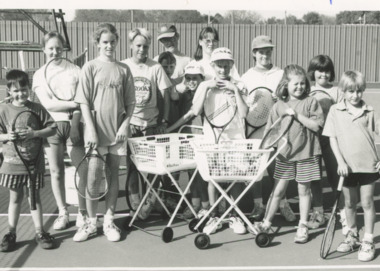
left=0, top=91, right=380, bottom=271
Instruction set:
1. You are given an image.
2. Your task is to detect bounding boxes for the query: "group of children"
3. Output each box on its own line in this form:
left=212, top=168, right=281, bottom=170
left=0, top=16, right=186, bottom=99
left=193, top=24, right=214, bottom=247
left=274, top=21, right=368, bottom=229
left=0, top=23, right=378, bottom=262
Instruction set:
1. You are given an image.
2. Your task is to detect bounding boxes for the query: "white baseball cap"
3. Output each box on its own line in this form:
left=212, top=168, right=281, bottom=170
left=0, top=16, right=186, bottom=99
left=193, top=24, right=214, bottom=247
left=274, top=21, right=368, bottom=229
left=210, top=47, right=234, bottom=63
left=184, top=62, right=204, bottom=76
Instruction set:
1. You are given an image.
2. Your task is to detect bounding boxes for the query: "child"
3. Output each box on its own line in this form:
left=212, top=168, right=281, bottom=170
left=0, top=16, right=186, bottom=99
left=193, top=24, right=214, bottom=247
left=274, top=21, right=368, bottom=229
left=191, top=48, right=249, bottom=235
left=323, top=70, right=378, bottom=262
left=166, top=62, right=209, bottom=219
left=122, top=28, right=172, bottom=220
left=74, top=23, right=136, bottom=242
left=241, top=35, right=296, bottom=223
left=254, top=64, right=324, bottom=244
left=32, top=31, right=87, bottom=231
left=307, top=55, right=346, bottom=232
left=0, top=70, right=57, bottom=251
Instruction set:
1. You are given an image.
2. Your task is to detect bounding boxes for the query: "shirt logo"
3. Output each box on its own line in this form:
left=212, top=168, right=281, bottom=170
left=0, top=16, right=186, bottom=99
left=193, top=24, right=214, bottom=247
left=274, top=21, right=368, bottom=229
left=134, top=77, right=152, bottom=107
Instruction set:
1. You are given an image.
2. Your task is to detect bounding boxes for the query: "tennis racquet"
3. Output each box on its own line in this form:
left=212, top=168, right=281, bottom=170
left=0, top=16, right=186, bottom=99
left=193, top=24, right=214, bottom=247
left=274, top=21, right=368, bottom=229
left=245, top=87, right=275, bottom=138
left=320, top=176, right=345, bottom=259
left=44, top=57, right=79, bottom=119
left=12, top=110, right=43, bottom=210
left=309, top=89, right=335, bottom=116
left=74, top=147, right=110, bottom=201
left=259, top=114, right=294, bottom=150
left=0, top=96, right=12, bottom=104
left=204, top=87, right=237, bottom=143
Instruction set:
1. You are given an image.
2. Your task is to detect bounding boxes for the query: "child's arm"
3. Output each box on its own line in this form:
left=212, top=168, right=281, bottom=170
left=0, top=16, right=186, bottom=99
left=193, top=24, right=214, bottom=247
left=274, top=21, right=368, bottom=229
left=166, top=109, right=196, bottom=133
left=35, top=87, right=79, bottom=112
left=217, top=80, right=248, bottom=118
left=80, top=103, right=98, bottom=149
left=156, top=87, right=171, bottom=134
left=285, top=107, right=321, bottom=133
left=69, top=111, right=82, bottom=144
left=329, top=137, right=349, bottom=177
left=191, top=80, right=217, bottom=116
left=115, top=103, right=135, bottom=143
left=17, top=125, right=56, bottom=140
left=0, top=131, right=17, bottom=142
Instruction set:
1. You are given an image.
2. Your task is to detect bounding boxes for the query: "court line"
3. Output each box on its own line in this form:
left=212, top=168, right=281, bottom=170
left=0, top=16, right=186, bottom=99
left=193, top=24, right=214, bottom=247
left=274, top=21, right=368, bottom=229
left=1, top=265, right=380, bottom=271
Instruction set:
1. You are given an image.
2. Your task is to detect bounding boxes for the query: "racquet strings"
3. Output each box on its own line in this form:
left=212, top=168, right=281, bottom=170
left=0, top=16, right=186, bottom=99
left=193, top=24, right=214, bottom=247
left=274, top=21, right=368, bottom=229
left=86, top=154, right=108, bottom=199
left=259, top=114, right=294, bottom=149
left=246, top=87, right=274, bottom=128
left=320, top=200, right=338, bottom=259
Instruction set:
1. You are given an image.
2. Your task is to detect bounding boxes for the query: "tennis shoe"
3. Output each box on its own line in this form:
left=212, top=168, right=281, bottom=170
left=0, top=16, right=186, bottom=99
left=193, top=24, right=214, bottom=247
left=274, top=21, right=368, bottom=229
left=197, top=209, right=209, bottom=218
left=294, top=225, right=309, bottom=244
left=307, top=210, right=326, bottom=229
left=182, top=205, right=201, bottom=219
left=138, top=192, right=156, bottom=220
left=249, top=204, right=266, bottom=221
left=103, top=222, right=121, bottom=242
left=53, top=212, right=70, bottom=230
left=35, top=232, right=55, bottom=249
left=0, top=232, right=16, bottom=252
left=337, top=231, right=360, bottom=253
left=358, top=241, right=375, bottom=262
left=73, top=223, right=97, bottom=242
left=203, top=217, right=223, bottom=235
left=229, top=216, right=247, bottom=234
left=280, top=201, right=296, bottom=222
left=248, top=221, right=270, bottom=235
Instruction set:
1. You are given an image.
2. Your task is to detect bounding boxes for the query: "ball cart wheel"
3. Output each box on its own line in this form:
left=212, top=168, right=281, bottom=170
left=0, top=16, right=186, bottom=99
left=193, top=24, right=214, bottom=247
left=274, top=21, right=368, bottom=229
left=194, top=233, right=210, bottom=249
left=255, top=232, right=270, bottom=248
left=161, top=227, right=174, bottom=243
left=188, top=218, right=200, bottom=233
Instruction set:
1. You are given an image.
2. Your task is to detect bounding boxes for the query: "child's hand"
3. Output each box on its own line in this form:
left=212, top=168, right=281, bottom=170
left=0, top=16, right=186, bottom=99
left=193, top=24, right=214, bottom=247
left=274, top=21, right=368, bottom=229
left=115, top=127, right=128, bottom=143
left=206, top=80, right=218, bottom=90
left=284, top=107, right=297, bottom=117
left=337, top=162, right=349, bottom=177
left=86, top=133, right=98, bottom=149
left=216, top=80, right=237, bottom=93
left=16, top=126, right=36, bottom=140
left=7, top=130, right=18, bottom=141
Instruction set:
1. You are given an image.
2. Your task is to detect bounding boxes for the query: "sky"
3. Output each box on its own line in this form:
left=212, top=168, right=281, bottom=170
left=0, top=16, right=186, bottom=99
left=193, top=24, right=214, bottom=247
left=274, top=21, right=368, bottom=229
left=3, top=0, right=379, bottom=21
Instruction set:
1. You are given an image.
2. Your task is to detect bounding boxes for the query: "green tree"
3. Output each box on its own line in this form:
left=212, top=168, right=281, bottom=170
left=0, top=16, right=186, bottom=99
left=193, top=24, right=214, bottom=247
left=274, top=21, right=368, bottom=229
left=303, top=12, right=322, bottom=25
left=0, top=9, right=51, bottom=21
left=267, top=16, right=284, bottom=24
left=224, top=10, right=263, bottom=24
left=365, top=11, right=380, bottom=24
left=336, top=11, right=364, bottom=24
left=320, top=14, right=336, bottom=25
left=285, top=14, right=303, bottom=25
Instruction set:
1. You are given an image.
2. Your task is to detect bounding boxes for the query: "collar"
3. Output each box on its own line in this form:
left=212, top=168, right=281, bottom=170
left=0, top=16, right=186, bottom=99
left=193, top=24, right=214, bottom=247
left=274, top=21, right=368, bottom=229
left=336, top=99, right=374, bottom=112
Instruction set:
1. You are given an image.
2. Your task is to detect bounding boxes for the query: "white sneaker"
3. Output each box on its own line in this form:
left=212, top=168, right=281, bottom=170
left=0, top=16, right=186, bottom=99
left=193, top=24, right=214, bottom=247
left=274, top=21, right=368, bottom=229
left=203, top=217, right=223, bottom=235
left=73, top=223, right=97, bottom=242
left=76, top=212, right=88, bottom=228
left=307, top=210, right=326, bottom=229
left=228, top=216, right=247, bottom=234
left=197, top=209, right=209, bottom=218
left=103, top=222, right=121, bottom=242
left=53, top=212, right=70, bottom=230
left=358, top=241, right=375, bottom=262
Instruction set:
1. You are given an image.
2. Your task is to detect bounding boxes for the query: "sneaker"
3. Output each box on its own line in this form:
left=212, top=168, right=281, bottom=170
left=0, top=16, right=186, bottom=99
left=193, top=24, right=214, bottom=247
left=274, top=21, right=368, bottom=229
left=76, top=212, right=88, bottom=228
left=250, top=204, right=265, bottom=221
left=339, top=211, right=349, bottom=236
left=294, top=225, right=309, bottom=244
left=358, top=241, right=375, bottom=262
left=197, top=209, right=209, bottom=218
left=229, top=216, right=247, bottom=234
left=280, top=201, right=296, bottom=222
left=137, top=192, right=156, bottom=220
left=0, top=232, right=16, bottom=252
left=203, top=217, right=223, bottom=235
left=35, top=232, right=55, bottom=249
left=73, top=223, right=97, bottom=242
left=248, top=221, right=270, bottom=235
left=182, top=205, right=201, bottom=219
left=307, top=210, right=326, bottom=229
left=337, top=231, right=360, bottom=252
left=103, top=222, right=121, bottom=242
left=53, top=212, right=70, bottom=230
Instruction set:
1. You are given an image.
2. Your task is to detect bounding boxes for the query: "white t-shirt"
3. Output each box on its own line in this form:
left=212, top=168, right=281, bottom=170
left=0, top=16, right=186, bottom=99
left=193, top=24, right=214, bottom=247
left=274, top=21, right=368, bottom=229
left=241, top=66, right=283, bottom=138
left=122, top=58, right=172, bottom=127
left=33, top=60, right=81, bottom=122
left=196, top=58, right=241, bottom=81
left=192, top=78, right=247, bottom=142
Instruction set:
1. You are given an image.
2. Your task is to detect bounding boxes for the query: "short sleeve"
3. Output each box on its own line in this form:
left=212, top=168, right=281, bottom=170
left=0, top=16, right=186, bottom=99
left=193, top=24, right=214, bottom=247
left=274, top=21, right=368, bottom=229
left=308, top=96, right=325, bottom=127
left=322, top=105, right=336, bottom=138
left=123, top=66, right=136, bottom=108
left=75, top=62, right=93, bottom=107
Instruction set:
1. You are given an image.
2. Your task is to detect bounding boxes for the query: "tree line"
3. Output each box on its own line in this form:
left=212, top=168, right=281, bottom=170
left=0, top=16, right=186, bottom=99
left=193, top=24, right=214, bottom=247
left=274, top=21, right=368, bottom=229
left=1, top=9, right=380, bottom=25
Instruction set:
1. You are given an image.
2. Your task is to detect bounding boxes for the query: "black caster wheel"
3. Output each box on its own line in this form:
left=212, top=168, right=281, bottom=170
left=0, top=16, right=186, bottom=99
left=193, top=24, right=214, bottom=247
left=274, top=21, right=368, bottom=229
left=255, top=232, right=270, bottom=248
left=161, top=227, right=174, bottom=243
left=194, top=233, right=210, bottom=249
left=123, top=216, right=133, bottom=231
left=189, top=218, right=200, bottom=233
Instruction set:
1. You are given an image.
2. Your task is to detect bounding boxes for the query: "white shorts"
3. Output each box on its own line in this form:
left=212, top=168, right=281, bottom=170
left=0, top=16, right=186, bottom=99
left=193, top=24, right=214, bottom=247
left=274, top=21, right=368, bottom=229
left=92, top=141, right=127, bottom=156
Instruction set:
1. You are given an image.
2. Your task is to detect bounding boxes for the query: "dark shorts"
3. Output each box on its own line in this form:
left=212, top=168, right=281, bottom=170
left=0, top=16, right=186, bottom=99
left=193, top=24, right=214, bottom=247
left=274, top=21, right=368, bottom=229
left=46, top=121, right=84, bottom=146
left=344, top=172, right=379, bottom=187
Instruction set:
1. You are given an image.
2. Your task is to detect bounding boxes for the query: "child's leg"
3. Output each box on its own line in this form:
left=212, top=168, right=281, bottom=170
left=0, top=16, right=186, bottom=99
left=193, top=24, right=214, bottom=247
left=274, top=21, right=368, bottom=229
left=342, top=186, right=358, bottom=232
left=359, top=182, right=376, bottom=238
left=297, top=182, right=311, bottom=225
left=8, top=188, right=24, bottom=232
left=264, top=179, right=289, bottom=225
left=104, top=153, right=120, bottom=216
left=27, top=189, right=44, bottom=232
left=207, top=182, right=218, bottom=216
left=67, top=145, right=88, bottom=226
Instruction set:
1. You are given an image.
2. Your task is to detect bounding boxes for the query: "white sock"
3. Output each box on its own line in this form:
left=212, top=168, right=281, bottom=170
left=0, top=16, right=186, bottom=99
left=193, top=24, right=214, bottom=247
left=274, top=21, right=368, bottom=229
left=103, top=214, right=114, bottom=225
left=88, top=217, right=97, bottom=225
left=59, top=207, right=68, bottom=215
left=299, top=220, right=308, bottom=227
left=363, top=233, right=374, bottom=243
left=262, top=219, right=272, bottom=229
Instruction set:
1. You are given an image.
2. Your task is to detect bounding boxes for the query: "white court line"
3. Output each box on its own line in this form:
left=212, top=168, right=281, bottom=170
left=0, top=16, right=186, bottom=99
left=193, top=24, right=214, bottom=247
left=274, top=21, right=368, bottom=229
left=1, top=266, right=380, bottom=271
